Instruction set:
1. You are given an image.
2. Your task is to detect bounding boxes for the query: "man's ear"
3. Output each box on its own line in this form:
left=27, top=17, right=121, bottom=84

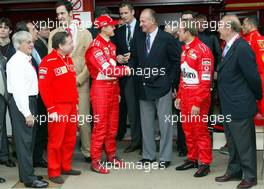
left=132, top=9, right=135, bottom=16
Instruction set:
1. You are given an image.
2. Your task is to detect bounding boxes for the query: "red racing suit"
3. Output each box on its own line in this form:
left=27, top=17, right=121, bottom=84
left=38, top=50, right=78, bottom=177
left=85, top=34, right=128, bottom=162
left=177, top=37, right=214, bottom=165
left=243, top=30, right=264, bottom=115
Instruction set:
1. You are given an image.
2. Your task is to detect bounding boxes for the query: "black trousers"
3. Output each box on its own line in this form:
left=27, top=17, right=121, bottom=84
left=33, top=96, right=47, bottom=163
left=9, top=96, right=37, bottom=183
left=118, top=77, right=141, bottom=146
left=175, top=109, right=187, bottom=152
left=224, top=118, right=257, bottom=181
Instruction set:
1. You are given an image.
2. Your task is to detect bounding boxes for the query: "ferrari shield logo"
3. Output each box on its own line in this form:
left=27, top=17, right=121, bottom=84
left=257, top=40, right=264, bottom=49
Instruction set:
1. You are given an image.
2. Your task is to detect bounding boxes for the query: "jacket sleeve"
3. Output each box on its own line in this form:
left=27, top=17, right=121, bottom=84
left=212, top=35, right=222, bottom=71
left=167, top=36, right=181, bottom=91
left=193, top=53, right=214, bottom=108
left=86, top=47, right=128, bottom=78
left=38, top=61, right=57, bottom=114
left=238, top=42, right=262, bottom=100
left=76, top=30, right=93, bottom=85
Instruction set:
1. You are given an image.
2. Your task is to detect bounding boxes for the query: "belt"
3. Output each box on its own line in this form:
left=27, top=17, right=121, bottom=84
left=9, top=94, right=37, bottom=98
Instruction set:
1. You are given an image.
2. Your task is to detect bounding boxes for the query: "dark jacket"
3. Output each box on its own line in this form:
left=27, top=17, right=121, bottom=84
left=132, top=28, right=181, bottom=100
left=0, top=53, right=8, bottom=103
left=217, top=37, right=262, bottom=120
left=198, top=30, right=222, bottom=71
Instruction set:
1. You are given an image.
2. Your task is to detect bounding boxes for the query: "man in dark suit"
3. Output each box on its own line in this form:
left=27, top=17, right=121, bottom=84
left=16, top=21, right=48, bottom=168
left=113, top=1, right=142, bottom=153
left=0, top=17, right=16, bottom=168
left=0, top=51, right=7, bottom=183
left=215, top=15, right=262, bottom=189
left=133, top=9, right=180, bottom=168
left=35, top=26, right=50, bottom=59
left=195, top=14, right=222, bottom=126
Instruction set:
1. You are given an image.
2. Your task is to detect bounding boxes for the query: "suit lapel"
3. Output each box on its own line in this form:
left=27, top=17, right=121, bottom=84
left=218, top=39, right=239, bottom=71
left=121, top=26, right=128, bottom=51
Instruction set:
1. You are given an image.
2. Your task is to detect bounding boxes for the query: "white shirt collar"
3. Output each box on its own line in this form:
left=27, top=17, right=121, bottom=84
left=127, top=18, right=136, bottom=28
left=148, top=27, right=158, bottom=38
left=226, top=33, right=239, bottom=48
left=17, top=50, right=32, bottom=61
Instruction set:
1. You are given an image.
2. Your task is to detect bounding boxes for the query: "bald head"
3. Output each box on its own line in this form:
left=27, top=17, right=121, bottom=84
left=140, top=8, right=158, bottom=33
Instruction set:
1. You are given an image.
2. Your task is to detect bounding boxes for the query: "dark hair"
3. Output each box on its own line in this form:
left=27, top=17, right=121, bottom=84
left=55, top=0, right=73, bottom=13
left=0, top=17, right=12, bottom=29
left=119, top=0, right=134, bottom=11
left=181, top=19, right=198, bottom=36
left=245, top=16, right=259, bottom=28
left=94, top=7, right=111, bottom=18
left=15, top=20, right=31, bottom=32
left=52, top=31, right=70, bottom=49
left=195, top=14, right=207, bottom=21
left=182, top=10, right=197, bottom=19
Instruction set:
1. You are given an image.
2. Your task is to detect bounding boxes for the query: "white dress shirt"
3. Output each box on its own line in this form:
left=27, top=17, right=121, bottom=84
left=147, top=27, right=159, bottom=53
left=7, top=50, right=38, bottom=117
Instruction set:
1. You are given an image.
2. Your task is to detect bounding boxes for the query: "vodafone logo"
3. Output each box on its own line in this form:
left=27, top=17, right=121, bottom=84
left=181, top=62, right=199, bottom=84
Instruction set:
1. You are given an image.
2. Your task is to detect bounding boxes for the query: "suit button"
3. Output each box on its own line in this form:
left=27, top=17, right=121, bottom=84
left=143, top=83, right=146, bottom=86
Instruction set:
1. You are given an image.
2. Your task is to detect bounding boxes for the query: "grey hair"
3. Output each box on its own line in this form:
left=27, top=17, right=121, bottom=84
left=12, top=31, right=32, bottom=50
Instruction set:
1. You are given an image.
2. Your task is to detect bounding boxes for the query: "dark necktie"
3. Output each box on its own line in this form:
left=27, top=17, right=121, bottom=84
left=127, top=24, right=131, bottom=50
left=145, top=34, right=151, bottom=56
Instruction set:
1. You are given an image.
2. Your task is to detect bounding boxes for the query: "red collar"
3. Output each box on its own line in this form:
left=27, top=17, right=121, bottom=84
left=246, top=29, right=259, bottom=38
left=51, top=49, right=70, bottom=59
left=96, top=34, right=111, bottom=46
left=183, top=37, right=200, bottom=50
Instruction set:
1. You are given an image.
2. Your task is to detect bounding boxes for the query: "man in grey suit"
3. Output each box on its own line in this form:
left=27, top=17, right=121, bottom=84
left=215, top=15, right=262, bottom=189
left=0, top=51, right=7, bottom=183
left=133, top=9, right=181, bottom=168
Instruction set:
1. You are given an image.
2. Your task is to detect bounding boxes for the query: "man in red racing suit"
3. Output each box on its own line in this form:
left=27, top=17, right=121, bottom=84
left=175, top=20, right=214, bottom=177
left=242, top=17, right=264, bottom=116
left=85, top=15, right=131, bottom=174
left=39, top=32, right=80, bottom=184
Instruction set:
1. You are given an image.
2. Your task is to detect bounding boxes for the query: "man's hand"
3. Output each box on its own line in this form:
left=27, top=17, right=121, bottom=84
left=76, top=81, right=81, bottom=87
left=174, top=99, right=181, bottom=109
left=191, top=106, right=200, bottom=115
left=25, top=115, right=35, bottom=127
left=48, top=112, right=59, bottom=122
left=117, top=55, right=126, bottom=64
left=123, top=52, right=131, bottom=63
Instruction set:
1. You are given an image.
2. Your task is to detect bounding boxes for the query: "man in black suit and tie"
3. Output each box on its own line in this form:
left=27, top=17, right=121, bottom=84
left=133, top=8, right=180, bottom=168
left=215, top=15, right=262, bottom=189
left=113, top=1, right=142, bottom=153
